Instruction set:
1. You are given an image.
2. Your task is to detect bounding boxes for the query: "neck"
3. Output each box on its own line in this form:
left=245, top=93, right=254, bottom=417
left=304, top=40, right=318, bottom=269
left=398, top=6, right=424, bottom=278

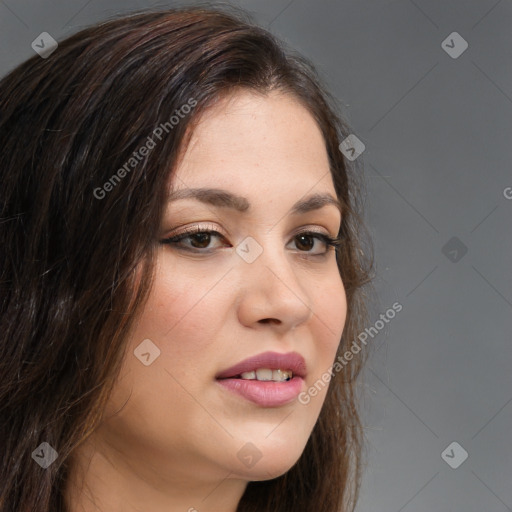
left=64, top=434, right=248, bottom=512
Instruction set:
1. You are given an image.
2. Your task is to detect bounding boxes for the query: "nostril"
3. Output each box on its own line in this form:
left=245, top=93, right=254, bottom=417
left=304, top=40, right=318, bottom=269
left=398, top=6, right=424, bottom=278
left=259, top=318, right=279, bottom=325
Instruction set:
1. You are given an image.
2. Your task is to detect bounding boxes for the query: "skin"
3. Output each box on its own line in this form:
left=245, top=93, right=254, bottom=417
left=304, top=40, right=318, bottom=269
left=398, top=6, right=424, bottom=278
left=65, top=89, right=347, bottom=512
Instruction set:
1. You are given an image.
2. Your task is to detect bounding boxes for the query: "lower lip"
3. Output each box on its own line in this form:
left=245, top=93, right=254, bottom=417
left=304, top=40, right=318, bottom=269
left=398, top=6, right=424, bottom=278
left=216, top=376, right=304, bottom=407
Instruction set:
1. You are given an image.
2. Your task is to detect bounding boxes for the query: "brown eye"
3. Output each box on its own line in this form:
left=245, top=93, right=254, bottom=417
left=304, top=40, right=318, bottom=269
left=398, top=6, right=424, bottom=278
left=294, top=233, right=315, bottom=251
left=161, top=227, right=230, bottom=252
left=161, top=226, right=340, bottom=257
left=188, top=232, right=213, bottom=249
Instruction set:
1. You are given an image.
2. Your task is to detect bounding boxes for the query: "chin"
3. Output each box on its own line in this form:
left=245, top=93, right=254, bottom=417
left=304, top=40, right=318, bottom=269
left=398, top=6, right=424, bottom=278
left=231, top=437, right=307, bottom=481
left=236, top=456, right=303, bottom=482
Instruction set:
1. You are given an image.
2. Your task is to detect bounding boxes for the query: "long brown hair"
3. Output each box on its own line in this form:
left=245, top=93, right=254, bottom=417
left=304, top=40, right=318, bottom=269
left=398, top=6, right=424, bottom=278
left=0, top=3, right=374, bottom=511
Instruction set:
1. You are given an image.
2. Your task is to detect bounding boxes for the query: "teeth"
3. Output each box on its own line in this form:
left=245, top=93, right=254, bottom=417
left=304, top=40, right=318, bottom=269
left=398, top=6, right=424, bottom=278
left=256, top=368, right=273, bottom=381
left=273, top=369, right=292, bottom=382
left=240, top=368, right=293, bottom=382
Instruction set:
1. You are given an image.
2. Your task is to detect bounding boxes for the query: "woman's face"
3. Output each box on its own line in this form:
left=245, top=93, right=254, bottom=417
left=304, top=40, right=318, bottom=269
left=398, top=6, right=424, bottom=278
left=99, top=90, right=346, bottom=490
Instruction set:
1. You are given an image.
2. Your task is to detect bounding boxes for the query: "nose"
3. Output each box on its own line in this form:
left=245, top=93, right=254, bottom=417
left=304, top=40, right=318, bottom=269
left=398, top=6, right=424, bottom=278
left=235, top=240, right=313, bottom=332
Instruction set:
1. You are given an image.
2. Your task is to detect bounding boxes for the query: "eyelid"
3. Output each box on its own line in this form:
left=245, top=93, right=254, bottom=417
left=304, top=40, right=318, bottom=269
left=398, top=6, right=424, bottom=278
left=164, top=223, right=336, bottom=240
left=160, top=223, right=342, bottom=258
left=165, top=223, right=224, bottom=239
left=290, top=224, right=337, bottom=238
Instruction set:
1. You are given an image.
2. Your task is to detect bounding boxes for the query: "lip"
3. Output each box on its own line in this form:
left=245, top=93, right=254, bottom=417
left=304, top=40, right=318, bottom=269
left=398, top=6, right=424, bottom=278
left=215, top=351, right=307, bottom=379
left=215, top=351, right=307, bottom=407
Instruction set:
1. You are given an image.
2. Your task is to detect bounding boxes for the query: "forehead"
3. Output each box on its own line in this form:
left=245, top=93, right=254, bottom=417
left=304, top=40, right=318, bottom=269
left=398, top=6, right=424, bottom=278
left=170, top=89, right=332, bottom=190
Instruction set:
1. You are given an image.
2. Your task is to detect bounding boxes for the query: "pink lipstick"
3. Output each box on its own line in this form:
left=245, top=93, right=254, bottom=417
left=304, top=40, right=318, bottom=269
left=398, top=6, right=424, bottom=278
left=215, top=351, right=306, bottom=407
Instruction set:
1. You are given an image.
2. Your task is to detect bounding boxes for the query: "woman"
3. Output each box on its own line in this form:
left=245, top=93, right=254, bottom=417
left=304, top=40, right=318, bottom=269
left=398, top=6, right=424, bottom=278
left=0, top=4, right=374, bottom=511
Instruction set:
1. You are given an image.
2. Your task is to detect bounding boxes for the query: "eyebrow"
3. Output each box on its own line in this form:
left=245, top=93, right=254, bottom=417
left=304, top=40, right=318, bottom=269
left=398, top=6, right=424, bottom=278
left=167, top=188, right=343, bottom=216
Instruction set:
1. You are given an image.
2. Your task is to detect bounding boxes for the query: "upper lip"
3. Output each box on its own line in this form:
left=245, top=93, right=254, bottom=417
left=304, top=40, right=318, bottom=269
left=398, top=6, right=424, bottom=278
left=215, top=351, right=307, bottom=379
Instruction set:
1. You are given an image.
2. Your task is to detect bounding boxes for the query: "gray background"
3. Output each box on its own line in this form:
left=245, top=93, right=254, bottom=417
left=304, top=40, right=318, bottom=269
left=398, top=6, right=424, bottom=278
left=1, top=0, right=511, bottom=510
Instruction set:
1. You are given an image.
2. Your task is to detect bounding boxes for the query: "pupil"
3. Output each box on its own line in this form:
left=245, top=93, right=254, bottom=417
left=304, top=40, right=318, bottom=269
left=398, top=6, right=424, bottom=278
left=296, top=234, right=313, bottom=251
left=191, top=233, right=210, bottom=248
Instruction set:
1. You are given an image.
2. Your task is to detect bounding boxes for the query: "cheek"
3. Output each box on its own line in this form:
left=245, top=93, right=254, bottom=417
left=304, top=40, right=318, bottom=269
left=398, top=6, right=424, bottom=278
left=136, top=264, right=215, bottom=347
left=125, top=259, right=231, bottom=387
left=304, top=274, right=347, bottom=402
left=100, top=270, right=219, bottom=439
left=314, top=272, right=347, bottom=349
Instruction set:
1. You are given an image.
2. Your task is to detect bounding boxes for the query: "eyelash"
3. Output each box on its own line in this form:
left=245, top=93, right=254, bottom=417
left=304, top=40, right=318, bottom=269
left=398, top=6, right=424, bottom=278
left=160, top=225, right=342, bottom=257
